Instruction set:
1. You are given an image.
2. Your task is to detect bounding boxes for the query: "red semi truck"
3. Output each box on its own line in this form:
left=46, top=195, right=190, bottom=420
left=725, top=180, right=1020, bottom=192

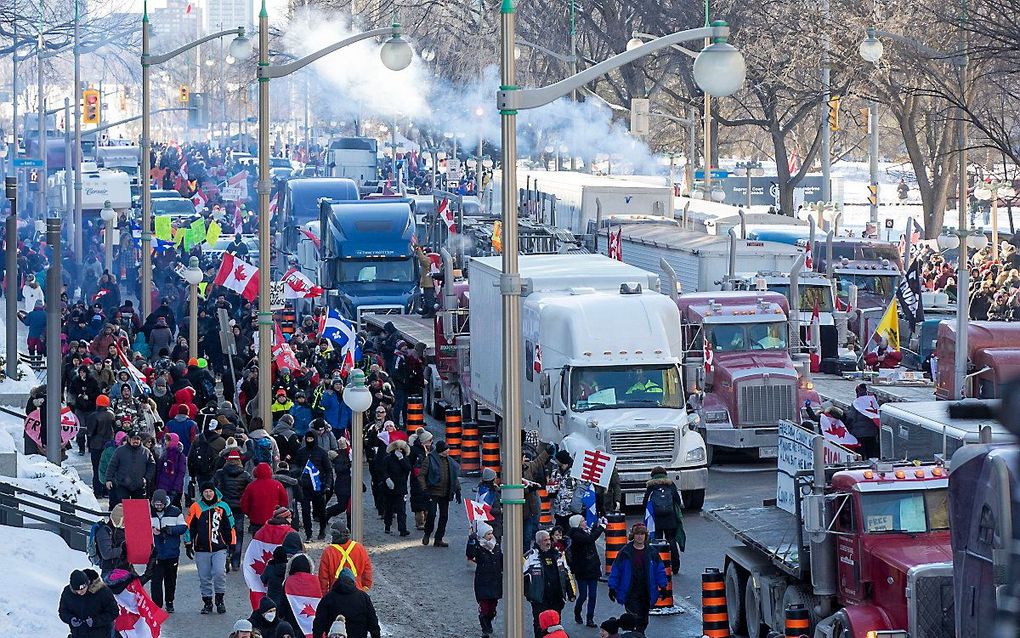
left=933, top=321, right=1020, bottom=400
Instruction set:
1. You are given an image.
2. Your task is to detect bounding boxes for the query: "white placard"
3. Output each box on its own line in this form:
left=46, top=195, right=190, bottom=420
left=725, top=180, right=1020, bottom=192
left=269, top=281, right=286, bottom=310
left=569, top=449, right=618, bottom=489
left=777, top=420, right=860, bottom=514
left=221, top=186, right=242, bottom=201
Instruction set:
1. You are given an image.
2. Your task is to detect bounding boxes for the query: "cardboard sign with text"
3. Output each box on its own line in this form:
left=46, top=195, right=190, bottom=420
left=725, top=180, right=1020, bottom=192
left=777, top=420, right=860, bottom=514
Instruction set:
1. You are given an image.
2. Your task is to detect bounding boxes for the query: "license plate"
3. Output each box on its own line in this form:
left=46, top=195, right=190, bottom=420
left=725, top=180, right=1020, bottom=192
left=759, top=446, right=778, bottom=459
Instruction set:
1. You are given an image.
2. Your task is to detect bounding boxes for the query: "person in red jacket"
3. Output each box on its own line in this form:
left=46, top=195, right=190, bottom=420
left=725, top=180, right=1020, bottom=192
left=173, top=387, right=198, bottom=420
left=241, top=462, right=290, bottom=535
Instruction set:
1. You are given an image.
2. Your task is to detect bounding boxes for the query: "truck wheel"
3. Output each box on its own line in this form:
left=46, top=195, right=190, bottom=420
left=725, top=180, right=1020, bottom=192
left=724, top=562, right=747, bottom=636
left=829, top=611, right=854, bottom=638
left=744, top=577, right=769, bottom=638
left=681, top=489, right=705, bottom=511
left=781, top=584, right=821, bottom=630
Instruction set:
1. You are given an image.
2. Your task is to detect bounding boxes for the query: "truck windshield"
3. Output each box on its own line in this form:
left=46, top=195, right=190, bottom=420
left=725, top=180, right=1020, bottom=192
left=569, top=365, right=683, bottom=412
left=766, top=284, right=833, bottom=312
left=836, top=273, right=898, bottom=299
left=338, top=258, right=414, bottom=283
left=860, top=488, right=950, bottom=534
left=708, top=322, right=788, bottom=352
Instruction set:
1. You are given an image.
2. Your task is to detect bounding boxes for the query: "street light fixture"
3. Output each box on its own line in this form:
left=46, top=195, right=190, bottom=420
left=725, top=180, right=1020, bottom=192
left=858, top=28, right=885, bottom=64
left=626, top=37, right=645, bottom=52
left=496, top=14, right=744, bottom=636
left=342, top=368, right=373, bottom=542
left=974, top=178, right=1015, bottom=261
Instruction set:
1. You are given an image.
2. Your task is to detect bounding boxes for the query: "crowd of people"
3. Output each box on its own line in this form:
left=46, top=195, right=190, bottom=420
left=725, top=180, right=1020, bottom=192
left=915, top=240, right=1020, bottom=320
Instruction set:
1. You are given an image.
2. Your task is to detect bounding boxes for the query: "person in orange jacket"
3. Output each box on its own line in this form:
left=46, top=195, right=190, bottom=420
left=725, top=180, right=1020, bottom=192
left=318, top=521, right=373, bottom=593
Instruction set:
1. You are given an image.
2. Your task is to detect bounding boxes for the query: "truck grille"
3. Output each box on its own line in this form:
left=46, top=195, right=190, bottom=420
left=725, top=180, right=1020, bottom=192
left=608, top=430, right=677, bottom=465
left=908, top=564, right=956, bottom=638
left=738, top=382, right=796, bottom=426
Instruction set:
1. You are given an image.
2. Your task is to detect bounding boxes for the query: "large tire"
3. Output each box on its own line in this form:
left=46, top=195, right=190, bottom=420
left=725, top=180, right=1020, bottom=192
left=744, top=577, right=769, bottom=638
left=781, top=583, right=821, bottom=632
left=724, top=562, right=747, bottom=637
left=682, top=489, right=706, bottom=511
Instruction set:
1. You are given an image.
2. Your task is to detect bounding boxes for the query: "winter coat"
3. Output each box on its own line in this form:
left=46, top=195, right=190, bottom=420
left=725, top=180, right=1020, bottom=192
left=331, top=450, right=352, bottom=509
left=97, top=441, right=117, bottom=483
left=241, top=462, right=290, bottom=526
left=85, top=409, right=116, bottom=451
left=95, top=521, right=125, bottom=573
left=383, top=440, right=412, bottom=495
left=289, top=403, right=314, bottom=435
left=58, top=579, right=119, bottom=637
left=184, top=494, right=236, bottom=552
left=408, top=439, right=430, bottom=512
left=312, top=428, right=340, bottom=458
left=523, top=547, right=576, bottom=606
left=421, top=453, right=461, bottom=501
left=105, top=444, right=156, bottom=492
left=261, top=549, right=289, bottom=611
left=247, top=427, right=281, bottom=468
left=318, top=540, right=373, bottom=593
left=248, top=595, right=280, bottom=638
left=320, top=389, right=342, bottom=430
left=148, top=325, right=173, bottom=358
left=641, top=475, right=686, bottom=550
left=311, top=576, right=382, bottom=638
left=567, top=524, right=605, bottom=580
left=21, top=282, right=44, bottom=313
left=165, top=415, right=198, bottom=455
left=549, top=465, right=579, bottom=518
left=523, top=447, right=551, bottom=519
left=155, top=441, right=187, bottom=494
left=607, top=542, right=668, bottom=608
left=214, top=462, right=253, bottom=511
left=466, top=537, right=504, bottom=601
left=187, top=431, right=226, bottom=481
left=272, top=422, right=298, bottom=463
left=150, top=503, right=187, bottom=560
left=539, top=609, right=569, bottom=638
left=292, top=442, right=334, bottom=494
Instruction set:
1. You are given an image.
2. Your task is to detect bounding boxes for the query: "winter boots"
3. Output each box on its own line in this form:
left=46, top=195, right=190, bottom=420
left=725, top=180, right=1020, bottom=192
left=479, top=613, right=495, bottom=637
left=165, top=601, right=174, bottom=614
left=414, top=510, right=426, bottom=530
left=200, top=597, right=213, bottom=614
left=215, top=593, right=226, bottom=614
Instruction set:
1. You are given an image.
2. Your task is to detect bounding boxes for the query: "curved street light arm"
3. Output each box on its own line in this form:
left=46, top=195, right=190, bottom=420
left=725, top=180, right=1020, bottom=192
left=498, top=25, right=719, bottom=111
left=873, top=29, right=963, bottom=65
left=146, top=27, right=245, bottom=66
left=515, top=38, right=576, bottom=63
left=261, top=26, right=393, bottom=79
left=633, top=31, right=699, bottom=60
left=580, top=88, right=695, bottom=125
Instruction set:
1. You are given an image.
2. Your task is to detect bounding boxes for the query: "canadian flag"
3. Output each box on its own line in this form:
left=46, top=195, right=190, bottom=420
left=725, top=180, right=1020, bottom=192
left=191, top=188, right=207, bottom=214
left=533, top=343, right=542, bottom=374
left=282, top=268, right=324, bottom=299
left=113, top=575, right=169, bottom=638
left=464, top=498, right=495, bottom=523
left=704, top=335, right=714, bottom=374
left=821, top=413, right=859, bottom=448
left=808, top=302, right=821, bottom=373
left=437, top=198, right=456, bottom=233
left=285, top=572, right=322, bottom=638
left=243, top=523, right=292, bottom=609
left=269, top=192, right=279, bottom=218
left=608, top=227, right=622, bottom=261
left=212, top=252, right=259, bottom=302
left=804, top=241, right=813, bottom=270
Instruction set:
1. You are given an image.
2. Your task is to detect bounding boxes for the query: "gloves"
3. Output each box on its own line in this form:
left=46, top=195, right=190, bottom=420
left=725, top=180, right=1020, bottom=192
left=85, top=618, right=94, bottom=628
left=385, top=478, right=395, bottom=490
left=327, top=450, right=339, bottom=461
left=185, top=544, right=195, bottom=560
left=608, top=590, right=616, bottom=602
left=69, top=617, right=82, bottom=628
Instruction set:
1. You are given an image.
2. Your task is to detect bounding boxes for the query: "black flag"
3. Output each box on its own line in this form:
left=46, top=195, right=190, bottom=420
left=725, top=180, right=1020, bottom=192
left=896, top=258, right=925, bottom=331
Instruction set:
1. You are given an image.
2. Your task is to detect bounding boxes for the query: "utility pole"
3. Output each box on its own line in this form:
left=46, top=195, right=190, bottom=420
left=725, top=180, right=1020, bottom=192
left=36, top=25, right=46, bottom=219
left=63, top=98, right=70, bottom=243
left=73, top=0, right=83, bottom=264
left=44, top=216, right=60, bottom=465
left=10, top=0, right=18, bottom=186
left=5, top=177, right=18, bottom=379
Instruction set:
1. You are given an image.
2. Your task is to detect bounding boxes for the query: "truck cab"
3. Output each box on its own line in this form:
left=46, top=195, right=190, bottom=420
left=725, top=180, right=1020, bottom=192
left=934, top=321, right=1020, bottom=400
left=318, top=199, right=419, bottom=326
left=278, top=177, right=360, bottom=270
left=676, top=291, right=817, bottom=461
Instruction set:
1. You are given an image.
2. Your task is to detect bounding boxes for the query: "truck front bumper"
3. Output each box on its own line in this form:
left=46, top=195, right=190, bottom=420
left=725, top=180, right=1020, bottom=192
left=618, top=465, right=708, bottom=504
left=703, top=425, right=778, bottom=454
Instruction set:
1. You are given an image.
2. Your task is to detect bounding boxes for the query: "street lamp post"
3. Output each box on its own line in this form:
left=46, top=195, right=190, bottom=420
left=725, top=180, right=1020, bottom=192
left=735, top=160, right=763, bottom=208
left=255, top=3, right=412, bottom=430
left=183, top=256, right=203, bottom=360
left=141, top=3, right=249, bottom=321
left=73, top=0, right=83, bottom=264
left=974, top=179, right=1015, bottom=261
left=342, top=369, right=373, bottom=542
left=100, top=200, right=115, bottom=273
left=5, top=177, right=17, bottom=379
left=497, top=15, right=745, bottom=636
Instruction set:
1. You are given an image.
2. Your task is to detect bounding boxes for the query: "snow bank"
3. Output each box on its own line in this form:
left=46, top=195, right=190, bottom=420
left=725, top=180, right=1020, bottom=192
left=0, top=362, right=44, bottom=394
left=0, top=526, right=91, bottom=638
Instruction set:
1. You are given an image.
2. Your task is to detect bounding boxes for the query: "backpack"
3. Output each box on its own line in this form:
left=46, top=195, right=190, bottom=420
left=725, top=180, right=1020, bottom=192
left=649, top=485, right=674, bottom=521
left=86, top=521, right=104, bottom=566
left=406, top=359, right=425, bottom=389
left=190, top=436, right=219, bottom=478
left=253, top=436, right=274, bottom=465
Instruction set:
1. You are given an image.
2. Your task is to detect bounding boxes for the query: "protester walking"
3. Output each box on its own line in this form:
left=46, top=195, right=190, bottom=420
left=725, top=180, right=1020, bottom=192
left=149, top=489, right=187, bottom=612
left=419, top=440, right=461, bottom=547
left=466, top=521, right=503, bottom=638
left=184, top=482, right=237, bottom=614
left=567, top=514, right=605, bottom=627
left=58, top=569, right=119, bottom=638
left=524, top=529, right=577, bottom=638
left=606, top=523, right=667, bottom=632
left=312, top=568, right=382, bottom=638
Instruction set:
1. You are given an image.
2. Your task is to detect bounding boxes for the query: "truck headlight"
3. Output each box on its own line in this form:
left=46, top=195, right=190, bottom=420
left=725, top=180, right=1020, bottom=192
left=704, top=410, right=728, bottom=423
left=686, top=447, right=706, bottom=462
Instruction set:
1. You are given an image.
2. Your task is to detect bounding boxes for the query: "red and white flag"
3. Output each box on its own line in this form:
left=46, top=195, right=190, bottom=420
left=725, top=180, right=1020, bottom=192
left=787, top=152, right=800, bottom=176
left=532, top=343, right=542, bottom=374
left=269, top=192, right=279, bottom=218
left=704, top=335, right=714, bottom=374
left=569, top=449, right=617, bottom=489
left=608, top=227, right=622, bottom=261
left=178, top=149, right=189, bottom=182
left=284, top=572, right=322, bottom=638
left=212, top=252, right=259, bottom=302
left=281, top=268, right=324, bottom=299
left=464, top=498, right=495, bottom=523
left=808, top=302, right=821, bottom=373
left=116, top=342, right=148, bottom=384
left=437, top=198, right=456, bottom=233
left=243, top=523, right=292, bottom=609
left=298, top=228, right=321, bottom=249
left=113, top=575, right=169, bottom=638
left=804, top=241, right=813, bottom=270
left=191, top=188, right=207, bottom=214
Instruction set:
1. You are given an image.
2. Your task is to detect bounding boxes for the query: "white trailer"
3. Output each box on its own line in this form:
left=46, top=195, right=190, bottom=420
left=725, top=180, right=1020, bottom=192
left=467, top=254, right=708, bottom=508
left=48, top=164, right=132, bottom=211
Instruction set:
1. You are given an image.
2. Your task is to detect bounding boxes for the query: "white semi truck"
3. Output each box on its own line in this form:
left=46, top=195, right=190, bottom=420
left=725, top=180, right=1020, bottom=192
left=463, top=254, right=709, bottom=508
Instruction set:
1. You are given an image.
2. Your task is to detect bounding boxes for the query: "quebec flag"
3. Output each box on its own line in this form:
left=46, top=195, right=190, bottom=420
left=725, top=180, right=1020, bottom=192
left=320, top=308, right=361, bottom=364
left=303, top=460, right=322, bottom=492
left=643, top=500, right=657, bottom=535
left=582, top=483, right=598, bottom=527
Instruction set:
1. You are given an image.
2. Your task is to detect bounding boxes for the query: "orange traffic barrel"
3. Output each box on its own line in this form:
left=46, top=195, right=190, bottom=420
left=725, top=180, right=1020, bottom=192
left=702, top=567, right=730, bottom=638
left=279, top=307, right=296, bottom=335
left=444, top=408, right=462, bottom=461
left=406, top=395, right=424, bottom=434
left=538, top=488, right=553, bottom=526
left=653, top=541, right=673, bottom=608
left=481, top=434, right=500, bottom=479
left=785, top=603, right=810, bottom=637
left=461, top=421, right=481, bottom=475
left=604, top=512, right=627, bottom=575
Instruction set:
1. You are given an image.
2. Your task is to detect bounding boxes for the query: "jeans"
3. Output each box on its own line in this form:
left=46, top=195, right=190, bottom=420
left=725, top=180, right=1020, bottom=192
left=384, top=492, right=407, bottom=533
left=195, top=550, right=227, bottom=597
left=90, top=448, right=106, bottom=497
left=299, top=491, right=326, bottom=537
left=149, top=558, right=179, bottom=607
left=394, top=387, right=407, bottom=427
left=523, top=515, right=539, bottom=553
left=423, top=496, right=450, bottom=541
left=230, top=512, right=246, bottom=568
left=574, top=579, right=598, bottom=621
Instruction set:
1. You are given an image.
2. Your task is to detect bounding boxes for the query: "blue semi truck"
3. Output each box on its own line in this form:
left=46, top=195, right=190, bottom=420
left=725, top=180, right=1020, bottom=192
left=318, top=198, right=420, bottom=325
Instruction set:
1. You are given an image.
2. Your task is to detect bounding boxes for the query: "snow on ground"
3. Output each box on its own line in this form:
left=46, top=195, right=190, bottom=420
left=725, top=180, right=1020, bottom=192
left=0, top=526, right=90, bottom=638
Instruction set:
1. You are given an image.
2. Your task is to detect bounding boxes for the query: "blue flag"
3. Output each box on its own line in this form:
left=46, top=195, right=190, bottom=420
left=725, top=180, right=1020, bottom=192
left=582, top=483, right=598, bottom=527
left=320, top=308, right=361, bottom=364
left=303, top=460, right=322, bottom=492
left=643, top=500, right=657, bottom=535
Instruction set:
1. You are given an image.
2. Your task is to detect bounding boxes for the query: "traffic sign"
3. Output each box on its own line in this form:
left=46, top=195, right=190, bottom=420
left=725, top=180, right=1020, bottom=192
left=694, top=169, right=729, bottom=179
left=13, top=158, right=43, bottom=168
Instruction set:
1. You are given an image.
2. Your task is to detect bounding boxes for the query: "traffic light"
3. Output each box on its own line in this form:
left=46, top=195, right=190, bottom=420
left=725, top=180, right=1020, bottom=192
left=179, top=85, right=190, bottom=104
left=827, top=96, right=841, bottom=132
left=82, top=88, right=100, bottom=125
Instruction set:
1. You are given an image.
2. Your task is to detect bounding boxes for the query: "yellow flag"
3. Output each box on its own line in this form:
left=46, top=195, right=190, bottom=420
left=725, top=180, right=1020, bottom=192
left=198, top=282, right=208, bottom=297
left=206, top=220, right=222, bottom=246
left=173, top=226, right=185, bottom=247
left=154, top=215, right=172, bottom=241
left=867, top=298, right=899, bottom=352
left=491, top=220, right=503, bottom=254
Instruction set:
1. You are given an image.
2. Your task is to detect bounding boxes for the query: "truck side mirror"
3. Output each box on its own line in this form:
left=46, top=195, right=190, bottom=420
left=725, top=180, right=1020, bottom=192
left=539, top=372, right=550, bottom=397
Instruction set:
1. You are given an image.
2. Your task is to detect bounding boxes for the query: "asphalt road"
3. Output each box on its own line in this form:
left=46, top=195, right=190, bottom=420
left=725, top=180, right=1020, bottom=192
left=66, top=418, right=779, bottom=638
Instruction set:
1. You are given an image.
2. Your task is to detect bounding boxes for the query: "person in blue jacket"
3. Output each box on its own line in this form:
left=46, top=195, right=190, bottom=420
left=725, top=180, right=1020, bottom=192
left=18, top=300, right=47, bottom=355
left=320, top=377, right=344, bottom=435
left=149, top=489, right=187, bottom=613
left=606, top=523, right=667, bottom=633
left=288, top=391, right=314, bottom=436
